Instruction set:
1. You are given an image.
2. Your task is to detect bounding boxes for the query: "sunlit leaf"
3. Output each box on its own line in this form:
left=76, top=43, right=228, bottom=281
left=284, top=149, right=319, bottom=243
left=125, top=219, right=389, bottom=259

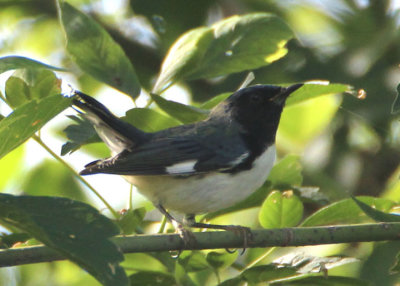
left=301, top=196, right=396, bottom=226
left=154, top=13, right=293, bottom=92
left=58, top=2, right=140, bottom=98
left=5, top=69, right=61, bottom=108
left=0, top=56, right=65, bottom=74
left=259, top=190, right=304, bottom=228
left=150, top=93, right=208, bottom=123
left=0, top=193, right=127, bottom=286
left=286, top=82, right=350, bottom=106
left=0, top=94, right=72, bottom=160
left=124, top=108, right=180, bottom=132
left=200, top=92, right=231, bottom=109
left=267, top=155, right=303, bottom=187
left=352, top=197, right=400, bottom=222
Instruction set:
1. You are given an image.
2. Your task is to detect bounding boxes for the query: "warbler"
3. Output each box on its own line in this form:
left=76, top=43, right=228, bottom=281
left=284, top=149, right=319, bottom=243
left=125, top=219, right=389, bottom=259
left=72, top=84, right=302, bottom=240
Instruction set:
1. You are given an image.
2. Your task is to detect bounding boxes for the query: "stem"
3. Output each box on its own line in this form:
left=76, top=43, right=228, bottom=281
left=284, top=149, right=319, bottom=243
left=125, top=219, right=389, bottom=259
left=32, top=135, right=119, bottom=219
left=2, top=222, right=400, bottom=267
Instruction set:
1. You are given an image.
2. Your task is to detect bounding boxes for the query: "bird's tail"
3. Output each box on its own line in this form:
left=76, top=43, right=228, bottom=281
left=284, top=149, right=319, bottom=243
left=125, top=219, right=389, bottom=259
left=72, top=91, right=148, bottom=154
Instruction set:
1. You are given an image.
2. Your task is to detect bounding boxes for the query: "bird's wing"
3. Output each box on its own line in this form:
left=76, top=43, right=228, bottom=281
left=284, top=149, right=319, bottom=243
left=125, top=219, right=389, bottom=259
left=80, top=135, right=249, bottom=176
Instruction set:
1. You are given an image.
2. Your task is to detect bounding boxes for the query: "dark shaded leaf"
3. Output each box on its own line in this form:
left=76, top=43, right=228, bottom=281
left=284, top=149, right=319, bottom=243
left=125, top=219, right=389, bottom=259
left=129, top=271, right=175, bottom=286
left=0, top=94, right=72, bottom=160
left=206, top=250, right=238, bottom=270
left=178, top=251, right=209, bottom=272
left=61, top=115, right=98, bottom=155
left=0, top=232, right=31, bottom=248
left=58, top=2, right=140, bottom=98
left=271, top=275, right=371, bottom=286
left=241, top=265, right=298, bottom=283
left=150, top=93, right=208, bottom=123
left=259, top=190, right=304, bottom=229
left=0, top=56, right=65, bottom=74
left=0, top=193, right=127, bottom=286
left=352, top=196, right=400, bottom=222
left=301, top=196, right=396, bottom=227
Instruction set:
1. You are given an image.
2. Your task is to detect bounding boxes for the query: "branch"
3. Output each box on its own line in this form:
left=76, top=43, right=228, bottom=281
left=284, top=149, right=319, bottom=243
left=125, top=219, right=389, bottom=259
left=1, top=222, right=400, bottom=267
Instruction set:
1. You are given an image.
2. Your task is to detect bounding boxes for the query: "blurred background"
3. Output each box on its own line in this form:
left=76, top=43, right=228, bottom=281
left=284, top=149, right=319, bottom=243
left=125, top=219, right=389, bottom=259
left=0, top=0, right=400, bottom=285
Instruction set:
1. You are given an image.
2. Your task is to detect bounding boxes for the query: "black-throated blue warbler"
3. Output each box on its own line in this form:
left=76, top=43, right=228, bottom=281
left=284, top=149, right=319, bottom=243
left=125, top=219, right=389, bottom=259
left=72, top=83, right=302, bottom=242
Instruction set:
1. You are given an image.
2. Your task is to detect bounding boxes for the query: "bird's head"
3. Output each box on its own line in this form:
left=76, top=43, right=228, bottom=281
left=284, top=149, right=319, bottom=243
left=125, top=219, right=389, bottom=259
left=210, top=84, right=303, bottom=132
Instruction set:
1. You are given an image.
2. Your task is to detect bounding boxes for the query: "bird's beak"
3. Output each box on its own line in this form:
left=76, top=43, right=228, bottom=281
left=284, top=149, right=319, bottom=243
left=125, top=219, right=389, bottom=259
left=273, top=83, right=303, bottom=105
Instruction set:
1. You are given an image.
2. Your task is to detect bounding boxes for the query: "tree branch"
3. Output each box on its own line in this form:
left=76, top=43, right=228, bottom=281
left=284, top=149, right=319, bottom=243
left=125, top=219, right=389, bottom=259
left=1, top=222, right=400, bottom=267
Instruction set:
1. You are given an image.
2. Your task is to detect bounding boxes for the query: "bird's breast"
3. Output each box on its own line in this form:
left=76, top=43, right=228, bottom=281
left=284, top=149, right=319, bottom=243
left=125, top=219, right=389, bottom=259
left=124, top=145, right=276, bottom=214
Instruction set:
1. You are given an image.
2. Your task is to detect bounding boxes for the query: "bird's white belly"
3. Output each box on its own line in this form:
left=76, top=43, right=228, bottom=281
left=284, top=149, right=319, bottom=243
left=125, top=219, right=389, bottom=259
left=125, top=145, right=276, bottom=214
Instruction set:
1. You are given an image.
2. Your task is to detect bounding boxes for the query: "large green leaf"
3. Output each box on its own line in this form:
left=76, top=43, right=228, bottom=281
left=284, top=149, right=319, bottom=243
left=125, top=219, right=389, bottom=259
left=0, top=56, right=65, bottom=74
left=0, top=94, right=72, bottom=160
left=150, top=93, right=208, bottom=123
left=271, top=276, right=370, bottom=286
left=5, top=69, right=61, bottom=108
left=129, top=271, right=175, bottom=286
left=154, top=13, right=293, bottom=93
left=259, top=190, right=304, bottom=228
left=0, top=193, right=127, bottom=286
left=58, top=2, right=140, bottom=98
left=301, top=196, right=396, bottom=226
left=124, top=107, right=180, bottom=132
left=286, top=82, right=350, bottom=106
left=0, top=146, right=24, bottom=191
left=352, top=197, right=400, bottom=222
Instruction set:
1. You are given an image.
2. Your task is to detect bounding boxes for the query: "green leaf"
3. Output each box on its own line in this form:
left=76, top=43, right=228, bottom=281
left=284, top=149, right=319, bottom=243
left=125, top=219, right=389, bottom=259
left=200, top=92, right=231, bottom=110
left=267, top=155, right=303, bottom=187
left=0, top=193, right=128, bottom=286
left=0, top=56, right=65, bottom=74
left=206, top=250, right=238, bottom=270
left=115, top=208, right=146, bottom=235
left=5, top=69, right=61, bottom=108
left=154, top=13, right=293, bottom=92
left=352, top=196, right=400, bottom=222
left=150, top=93, right=208, bottom=123
left=271, top=275, right=371, bottom=286
left=129, top=271, right=175, bottom=286
left=390, top=252, right=400, bottom=274
left=21, top=160, right=87, bottom=201
left=178, top=251, right=210, bottom=272
left=0, top=94, right=72, bottom=160
left=259, top=190, right=304, bottom=228
left=241, top=265, right=298, bottom=283
left=61, top=115, right=99, bottom=155
left=124, top=108, right=180, bottom=132
left=286, top=82, right=350, bottom=106
left=58, top=2, right=140, bottom=98
left=301, top=196, right=396, bottom=227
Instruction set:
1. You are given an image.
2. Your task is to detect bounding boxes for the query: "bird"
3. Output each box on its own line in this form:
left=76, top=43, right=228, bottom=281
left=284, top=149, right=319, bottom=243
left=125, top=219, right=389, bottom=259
left=71, top=83, right=303, bottom=244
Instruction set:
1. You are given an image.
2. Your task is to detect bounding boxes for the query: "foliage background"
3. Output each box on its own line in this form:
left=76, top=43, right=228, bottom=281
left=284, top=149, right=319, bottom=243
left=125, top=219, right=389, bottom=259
left=0, top=0, right=400, bottom=285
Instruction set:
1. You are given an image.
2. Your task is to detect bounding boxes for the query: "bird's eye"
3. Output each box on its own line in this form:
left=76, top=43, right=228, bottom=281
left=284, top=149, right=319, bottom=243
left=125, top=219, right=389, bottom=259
left=250, top=94, right=262, bottom=103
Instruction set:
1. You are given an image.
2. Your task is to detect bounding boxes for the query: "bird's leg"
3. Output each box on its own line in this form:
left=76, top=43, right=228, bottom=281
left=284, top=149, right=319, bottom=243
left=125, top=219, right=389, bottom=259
left=183, top=214, right=253, bottom=254
left=155, top=204, right=196, bottom=248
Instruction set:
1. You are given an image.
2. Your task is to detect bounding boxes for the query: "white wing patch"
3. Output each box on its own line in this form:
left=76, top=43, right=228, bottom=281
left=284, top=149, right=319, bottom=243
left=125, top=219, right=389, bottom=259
left=229, top=152, right=249, bottom=166
left=166, top=160, right=198, bottom=175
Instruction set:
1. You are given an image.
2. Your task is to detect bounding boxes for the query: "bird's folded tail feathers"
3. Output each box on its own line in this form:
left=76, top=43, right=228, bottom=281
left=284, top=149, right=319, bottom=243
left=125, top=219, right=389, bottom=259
left=72, top=91, right=149, bottom=154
